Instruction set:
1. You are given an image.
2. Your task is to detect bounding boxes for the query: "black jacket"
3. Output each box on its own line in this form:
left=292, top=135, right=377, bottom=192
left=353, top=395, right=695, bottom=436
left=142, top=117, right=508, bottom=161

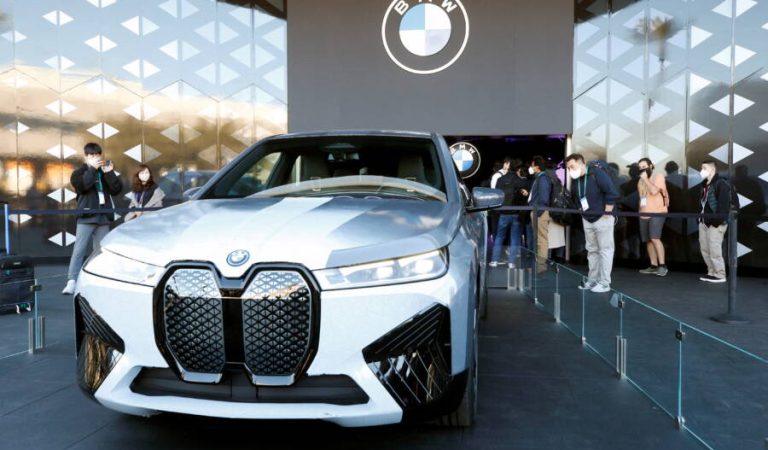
left=71, top=164, right=123, bottom=224
left=700, top=174, right=730, bottom=227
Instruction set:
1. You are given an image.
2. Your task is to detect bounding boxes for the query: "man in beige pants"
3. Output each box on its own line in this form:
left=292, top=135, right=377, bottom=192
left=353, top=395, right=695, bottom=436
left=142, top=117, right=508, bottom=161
left=528, top=156, right=552, bottom=273
left=697, top=160, right=731, bottom=283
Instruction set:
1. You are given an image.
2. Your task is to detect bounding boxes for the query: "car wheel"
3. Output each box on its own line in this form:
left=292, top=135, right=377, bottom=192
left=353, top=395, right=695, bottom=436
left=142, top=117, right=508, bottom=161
left=438, top=306, right=478, bottom=427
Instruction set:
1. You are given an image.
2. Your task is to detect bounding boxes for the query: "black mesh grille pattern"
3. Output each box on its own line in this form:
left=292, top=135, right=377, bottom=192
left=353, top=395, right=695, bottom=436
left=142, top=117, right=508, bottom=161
left=363, top=305, right=452, bottom=408
left=163, top=269, right=226, bottom=374
left=242, top=271, right=313, bottom=377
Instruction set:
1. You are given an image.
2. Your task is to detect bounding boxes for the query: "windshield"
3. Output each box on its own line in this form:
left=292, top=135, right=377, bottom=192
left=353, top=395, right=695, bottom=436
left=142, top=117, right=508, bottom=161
left=203, top=135, right=447, bottom=202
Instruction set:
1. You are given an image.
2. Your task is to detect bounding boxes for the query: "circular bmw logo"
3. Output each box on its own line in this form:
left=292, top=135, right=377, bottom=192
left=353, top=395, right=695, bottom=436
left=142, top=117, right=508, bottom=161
left=450, top=142, right=481, bottom=178
left=382, top=0, right=470, bottom=75
left=226, top=250, right=250, bottom=267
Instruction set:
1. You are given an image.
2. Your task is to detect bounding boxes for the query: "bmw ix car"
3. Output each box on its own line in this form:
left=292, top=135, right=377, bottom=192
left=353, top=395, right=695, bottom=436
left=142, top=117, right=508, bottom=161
left=74, top=131, right=503, bottom=427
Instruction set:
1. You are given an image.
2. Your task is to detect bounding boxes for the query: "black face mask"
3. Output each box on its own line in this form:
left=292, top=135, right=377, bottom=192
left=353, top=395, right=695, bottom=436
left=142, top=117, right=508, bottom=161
left=642, top=168, right=653, bottom=178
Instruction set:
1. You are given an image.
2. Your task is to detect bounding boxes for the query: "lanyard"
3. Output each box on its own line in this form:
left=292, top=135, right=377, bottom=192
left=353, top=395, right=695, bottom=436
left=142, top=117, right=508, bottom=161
left=95, top=171, right=104, bottom=193
left=578, top=166, right=589, bottom=199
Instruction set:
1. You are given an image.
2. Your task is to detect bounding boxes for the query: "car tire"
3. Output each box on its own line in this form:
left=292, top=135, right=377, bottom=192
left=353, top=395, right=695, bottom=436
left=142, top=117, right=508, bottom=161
left=438, top=306, right=478, bottom=427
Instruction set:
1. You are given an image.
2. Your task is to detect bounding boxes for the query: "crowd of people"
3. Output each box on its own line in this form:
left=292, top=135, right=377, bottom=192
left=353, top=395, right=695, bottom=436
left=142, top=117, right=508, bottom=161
left=484, top=153, right=735, bottom=293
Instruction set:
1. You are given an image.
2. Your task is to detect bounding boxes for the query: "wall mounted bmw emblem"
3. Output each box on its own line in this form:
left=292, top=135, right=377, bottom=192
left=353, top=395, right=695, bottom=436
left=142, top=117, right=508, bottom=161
left=226, top=250, right=250, bottom=267
left=382, top=0, right=470, bottom=75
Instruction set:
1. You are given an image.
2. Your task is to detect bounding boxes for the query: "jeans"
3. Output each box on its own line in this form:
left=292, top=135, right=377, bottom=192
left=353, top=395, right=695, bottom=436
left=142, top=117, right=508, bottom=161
left=67, top=223, right=110, bottom=280
left=582, top=216, right=615, bottom=286
left=491, top=214, right=522, bottom=264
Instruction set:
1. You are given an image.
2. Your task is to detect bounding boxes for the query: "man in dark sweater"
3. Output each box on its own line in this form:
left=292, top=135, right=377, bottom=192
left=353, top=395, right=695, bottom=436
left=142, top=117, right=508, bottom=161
left=698, top=160, right=731, bottom=283
left=566, top=154, right=621, bottom=293
left=62, top=143, right=123, bottom=294
left=528, top=155, right=552, bottom=272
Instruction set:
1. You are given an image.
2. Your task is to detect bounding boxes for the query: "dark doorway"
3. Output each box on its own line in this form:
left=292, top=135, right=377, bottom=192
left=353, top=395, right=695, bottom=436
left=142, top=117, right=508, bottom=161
left=445, top=135, right=567, bottom=189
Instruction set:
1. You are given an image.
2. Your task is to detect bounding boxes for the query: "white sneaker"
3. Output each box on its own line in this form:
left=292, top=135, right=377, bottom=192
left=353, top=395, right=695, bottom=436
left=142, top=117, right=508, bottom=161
left=578, top=280, right=597, bottom=290
left=62, top=280, right=76, bottom=295
left=489, top=261, right=499, bottom=267
left=590, top=283, right=611, bottom=293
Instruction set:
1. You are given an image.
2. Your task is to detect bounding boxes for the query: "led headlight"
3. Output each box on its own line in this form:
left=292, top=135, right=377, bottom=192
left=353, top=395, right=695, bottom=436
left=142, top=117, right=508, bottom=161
left=83, top=249, right=165, bottom=287
left=315, top=249, right=448, bottom=290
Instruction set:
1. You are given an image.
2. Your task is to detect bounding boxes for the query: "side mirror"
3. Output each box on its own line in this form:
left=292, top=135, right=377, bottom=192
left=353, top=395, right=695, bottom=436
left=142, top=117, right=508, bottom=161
left=183, top=187, right=202, bottom=202
left=467, top=187, right=504, bottom=212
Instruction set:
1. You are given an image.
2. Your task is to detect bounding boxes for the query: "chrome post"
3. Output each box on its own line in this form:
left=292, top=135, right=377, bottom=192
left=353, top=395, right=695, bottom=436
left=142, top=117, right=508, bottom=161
left=675, top=416, right=686, bottom=431
left=506, top=266, right=517, bottom=290
left=554, top=293, right=561, bottom=323
left=28, top=318, right=35, bottom=354
left=36, top=316, right=45, bottom=350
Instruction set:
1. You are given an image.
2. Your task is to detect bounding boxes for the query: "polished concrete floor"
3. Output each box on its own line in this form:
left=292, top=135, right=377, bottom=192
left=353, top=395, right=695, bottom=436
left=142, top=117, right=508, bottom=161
left=0, top=266, right=702, bottom=450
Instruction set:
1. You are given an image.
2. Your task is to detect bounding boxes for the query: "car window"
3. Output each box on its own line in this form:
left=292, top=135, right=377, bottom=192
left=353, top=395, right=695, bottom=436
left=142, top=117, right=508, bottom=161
left=206, top=136, right=447, bottom=202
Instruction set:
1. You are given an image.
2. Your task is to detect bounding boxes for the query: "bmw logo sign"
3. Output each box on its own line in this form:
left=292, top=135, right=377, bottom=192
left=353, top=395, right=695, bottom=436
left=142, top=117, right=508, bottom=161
left=382, top=0, right=470, bottom=75
left=226, top=250, right=250, bottom=267
left=450, top=142, right=481, bottom=179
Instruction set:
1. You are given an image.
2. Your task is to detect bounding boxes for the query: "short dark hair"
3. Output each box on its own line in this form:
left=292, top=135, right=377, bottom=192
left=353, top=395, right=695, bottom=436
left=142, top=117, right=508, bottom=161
left=638, top=158, right=653, bottom=168
left=565, top=153, right=584, bottom=164
left=702, top=159, right=717, bottom=169
left=503, top=157, right=513, bottom=165
left=84, top=142, right=102, bottom=155
left=511, top=159, right=523, bottom=171
left=531, top=155, right=546, bottom=170
left=665, top=161, right=679, bottom=174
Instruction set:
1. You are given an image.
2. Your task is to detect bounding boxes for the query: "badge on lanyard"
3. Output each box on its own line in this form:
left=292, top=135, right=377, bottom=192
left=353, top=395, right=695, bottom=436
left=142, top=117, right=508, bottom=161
left=580, top=197, right=589, bottom=211
left=98, top=192, right=106, bottom=206
left=640, top=196, right=648, bottom=208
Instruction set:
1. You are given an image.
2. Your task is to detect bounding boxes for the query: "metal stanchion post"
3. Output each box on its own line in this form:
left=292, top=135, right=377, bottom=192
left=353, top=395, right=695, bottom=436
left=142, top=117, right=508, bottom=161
left=711, top=209, right=747, bottom=324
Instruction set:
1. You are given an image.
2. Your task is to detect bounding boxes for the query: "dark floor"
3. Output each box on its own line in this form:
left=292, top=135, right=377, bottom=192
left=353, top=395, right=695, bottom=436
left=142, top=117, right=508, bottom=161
left=0, top=266, right=702, bottom=450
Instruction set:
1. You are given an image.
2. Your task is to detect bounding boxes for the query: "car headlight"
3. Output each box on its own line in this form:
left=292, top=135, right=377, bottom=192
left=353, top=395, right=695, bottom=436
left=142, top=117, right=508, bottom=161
left=83, top=249, right=165, bottom=287
left=315, top=249, right=448, bottom=290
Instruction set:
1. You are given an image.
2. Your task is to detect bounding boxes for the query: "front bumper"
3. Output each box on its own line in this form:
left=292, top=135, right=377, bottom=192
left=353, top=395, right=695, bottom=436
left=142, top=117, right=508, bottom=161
left=75, top=265, right=471, bottom=427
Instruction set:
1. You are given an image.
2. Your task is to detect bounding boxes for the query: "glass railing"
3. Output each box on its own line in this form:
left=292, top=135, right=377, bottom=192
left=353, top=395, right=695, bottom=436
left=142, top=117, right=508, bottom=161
left=497, top=246, right=768, bottom=450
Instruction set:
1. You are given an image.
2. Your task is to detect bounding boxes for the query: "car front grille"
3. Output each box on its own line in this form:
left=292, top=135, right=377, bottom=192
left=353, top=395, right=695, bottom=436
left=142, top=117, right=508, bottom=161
left=242, top=271, right=314, bottom=385
left=162, top=269, right=227, bottom=382
left=157, top=266, right=317, bottom=386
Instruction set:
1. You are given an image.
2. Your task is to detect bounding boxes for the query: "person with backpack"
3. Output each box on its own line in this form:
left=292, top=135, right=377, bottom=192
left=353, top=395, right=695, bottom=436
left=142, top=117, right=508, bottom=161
left=490, top=158, right=528, bottom=268
left=637, top=158, right=669, bottom=276
left=566, top=153, right=621, bottom=293
left=698, top=160, right=733, bottom=283
left=528, top=155, right=552, bottom=272
left=490, top=157, right=511, bottom=189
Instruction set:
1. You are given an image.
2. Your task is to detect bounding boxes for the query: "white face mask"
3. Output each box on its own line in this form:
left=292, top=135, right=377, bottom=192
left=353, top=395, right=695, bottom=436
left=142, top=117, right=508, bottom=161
left=138, top=171, right=150, bottom=182
left=528, top=167, right=535, bottom=175
left=699, top=169, right=710, bottom=179
left=569, top=168, right=582, bottom=180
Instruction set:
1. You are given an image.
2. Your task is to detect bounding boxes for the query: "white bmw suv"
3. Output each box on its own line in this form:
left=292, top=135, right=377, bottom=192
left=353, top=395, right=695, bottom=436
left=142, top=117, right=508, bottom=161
left=74, top=131, right=502, bottom=427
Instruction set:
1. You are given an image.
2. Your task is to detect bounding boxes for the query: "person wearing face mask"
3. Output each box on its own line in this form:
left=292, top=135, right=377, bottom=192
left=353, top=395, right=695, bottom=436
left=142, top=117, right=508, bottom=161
left=698, top=160, right=731, bottom=283
left=527, top=156, right=552, bottom=272
left=124, top=165, right=165, bottom=222
left=637, top=158, right=669, bottom=276
left=565, top=154, right=621, bottom=293
left=62, top=143, right=123, bottom=295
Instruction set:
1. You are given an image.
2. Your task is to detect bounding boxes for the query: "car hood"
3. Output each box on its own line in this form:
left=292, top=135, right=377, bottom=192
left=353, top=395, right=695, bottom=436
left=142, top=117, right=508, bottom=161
left=102, top=197, right=460, bottom=278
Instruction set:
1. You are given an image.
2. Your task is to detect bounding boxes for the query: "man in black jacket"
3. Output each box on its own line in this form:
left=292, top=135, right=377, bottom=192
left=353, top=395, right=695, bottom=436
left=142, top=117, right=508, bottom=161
left=698, top=160, right=731, bottom=283
left=62, top=143, right=123, bottom=294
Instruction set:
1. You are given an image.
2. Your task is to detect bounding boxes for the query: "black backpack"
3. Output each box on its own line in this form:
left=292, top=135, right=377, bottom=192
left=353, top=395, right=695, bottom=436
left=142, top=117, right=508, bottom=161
left=496, top=172, right=524, bottom=207
left=716, top=178, right=740, bottom=210
left=544, top=172, right=576, bottom=226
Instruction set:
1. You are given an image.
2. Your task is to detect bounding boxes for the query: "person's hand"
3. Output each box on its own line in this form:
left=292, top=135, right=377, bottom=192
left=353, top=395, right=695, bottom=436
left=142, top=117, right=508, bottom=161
left=640, top=170, right=648, bottom=180
left=86, top=155, right=102, bottom=169
left=521, top=189, right=529, bottom=197
left=102, top=161, right=114, bottom=173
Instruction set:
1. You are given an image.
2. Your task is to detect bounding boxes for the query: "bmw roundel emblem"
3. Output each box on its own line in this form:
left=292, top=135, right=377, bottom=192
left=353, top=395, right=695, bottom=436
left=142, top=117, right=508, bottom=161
left=450, top=142, right=481, bottom=179
left=382, top=0, right=470, bottom=75
left=226, top=250, right=250, bottom=267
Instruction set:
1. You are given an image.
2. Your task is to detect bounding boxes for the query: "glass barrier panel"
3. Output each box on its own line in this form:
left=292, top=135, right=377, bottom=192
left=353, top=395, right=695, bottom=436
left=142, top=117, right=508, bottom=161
left=581, top=286, right=621, bottom=369
left=519, top=247, right=536, bottom=300
left=554, top=264, right=584, bottom=339
left=622, top=295, right=681, bottom=419
left=680, top=324, right=768, bottom=449
left=0, top=275, right=37, bottom=359
left=534, top=260, right=557, bottom=317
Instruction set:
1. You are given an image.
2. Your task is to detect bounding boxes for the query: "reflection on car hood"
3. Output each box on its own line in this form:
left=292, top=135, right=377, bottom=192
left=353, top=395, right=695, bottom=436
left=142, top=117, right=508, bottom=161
left=102, top=197, right=460, bottom=277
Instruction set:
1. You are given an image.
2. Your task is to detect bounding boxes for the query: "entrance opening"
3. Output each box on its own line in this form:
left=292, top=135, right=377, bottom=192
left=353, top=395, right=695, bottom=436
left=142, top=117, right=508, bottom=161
left=445, top=135, right=567, bottom=189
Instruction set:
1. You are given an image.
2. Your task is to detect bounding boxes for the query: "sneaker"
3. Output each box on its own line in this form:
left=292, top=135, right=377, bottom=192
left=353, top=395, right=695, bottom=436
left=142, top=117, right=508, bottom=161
left=578, top=280, right=597, bottom=290
left=703, top=276, right=726, bottom=284
left=655, top=266, right=669, bottom=277
left=639, top=266, right=658, bottom=275
left=699, top=275, right=716, bottom=282
left=590, top=283, right=611, bottom=293
left=507, top=263, right=516, bottom=269
left=62, top=280, right=76, bottom=295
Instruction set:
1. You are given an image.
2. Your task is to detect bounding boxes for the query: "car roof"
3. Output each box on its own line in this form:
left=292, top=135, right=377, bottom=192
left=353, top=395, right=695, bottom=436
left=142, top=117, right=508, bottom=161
left=266, top=130, right=435, bottom=141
